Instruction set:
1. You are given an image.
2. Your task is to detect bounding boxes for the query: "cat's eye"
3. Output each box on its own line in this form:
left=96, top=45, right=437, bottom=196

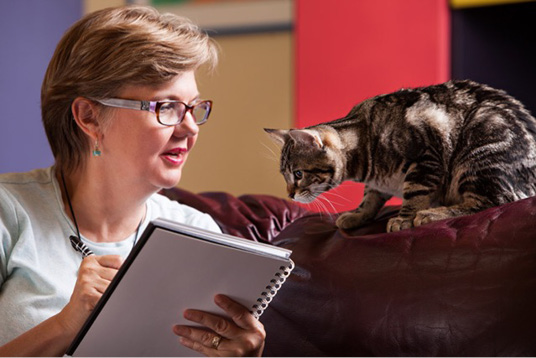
left=294, top=170, right=303, bottom=180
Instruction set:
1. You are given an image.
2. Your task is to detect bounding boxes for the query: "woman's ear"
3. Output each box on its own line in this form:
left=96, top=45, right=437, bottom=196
left=71, top=97, right=101, bottom=140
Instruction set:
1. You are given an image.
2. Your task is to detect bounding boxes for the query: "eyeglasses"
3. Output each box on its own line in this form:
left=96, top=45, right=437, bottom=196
left=93, top=98, right=212, bottom=126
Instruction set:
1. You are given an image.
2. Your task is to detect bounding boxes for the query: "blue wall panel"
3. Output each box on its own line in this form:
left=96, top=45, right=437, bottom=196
left=0, top=0, right=82, bottom=173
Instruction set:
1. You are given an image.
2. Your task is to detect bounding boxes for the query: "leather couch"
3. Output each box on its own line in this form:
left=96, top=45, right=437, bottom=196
left=161, top=187, right=536, bottom=356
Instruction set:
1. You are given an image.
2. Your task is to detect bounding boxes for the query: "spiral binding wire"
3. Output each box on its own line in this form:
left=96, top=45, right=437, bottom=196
left=251, top=259, right=295, bottom=319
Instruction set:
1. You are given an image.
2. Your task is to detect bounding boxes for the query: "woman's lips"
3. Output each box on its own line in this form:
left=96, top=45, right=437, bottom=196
left=161, top=147, right=188, bottom=165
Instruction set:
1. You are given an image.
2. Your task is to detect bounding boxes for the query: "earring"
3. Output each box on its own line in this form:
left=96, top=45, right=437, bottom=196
left=92, top=140, right=102, bottom=157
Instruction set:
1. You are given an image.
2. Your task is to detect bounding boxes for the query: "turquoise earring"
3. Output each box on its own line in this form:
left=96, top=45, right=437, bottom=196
left=92, top=140, right=102, bottom=157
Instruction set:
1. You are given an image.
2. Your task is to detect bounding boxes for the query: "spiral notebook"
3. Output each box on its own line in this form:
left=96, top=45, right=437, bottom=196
left=65, top=218, right=294, bottom=357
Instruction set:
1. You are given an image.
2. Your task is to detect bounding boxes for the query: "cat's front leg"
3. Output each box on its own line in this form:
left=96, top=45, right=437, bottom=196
left=387, top=161, right=442, bottom=232
left=387, top=198, right=429, bottom=232
left=336, top=186, right=391, bottom=230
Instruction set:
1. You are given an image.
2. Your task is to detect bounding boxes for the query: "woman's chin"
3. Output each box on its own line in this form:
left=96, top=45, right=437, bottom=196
left=155, top=170, right=183, bottom=190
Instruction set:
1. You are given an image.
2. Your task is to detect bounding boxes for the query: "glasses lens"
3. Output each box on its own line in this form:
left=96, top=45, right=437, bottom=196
left=157, top=102, right=184, bottom=126
left=156, top=100, right=211, bottom=126
left=192, top=101, right=211, bottom=125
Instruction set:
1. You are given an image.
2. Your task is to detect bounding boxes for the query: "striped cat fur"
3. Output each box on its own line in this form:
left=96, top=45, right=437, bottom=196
left=265, top=80, right=536, bottom=232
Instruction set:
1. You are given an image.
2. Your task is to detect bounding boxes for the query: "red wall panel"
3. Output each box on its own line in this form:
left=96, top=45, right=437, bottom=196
left=295, top=0, right=450, bottom=213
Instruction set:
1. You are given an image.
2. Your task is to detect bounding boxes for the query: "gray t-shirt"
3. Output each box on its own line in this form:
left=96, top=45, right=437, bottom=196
left=0, top=167, right=220, bottom=345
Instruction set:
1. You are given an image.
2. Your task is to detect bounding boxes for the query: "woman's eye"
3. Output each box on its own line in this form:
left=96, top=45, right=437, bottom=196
left=159, top=102, right=175, bottom=112
left=294, top=170, right=303, bottom=180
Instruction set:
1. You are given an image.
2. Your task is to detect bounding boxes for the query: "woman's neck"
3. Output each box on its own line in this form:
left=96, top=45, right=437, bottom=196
left=57, top=167, right=150, bottom=243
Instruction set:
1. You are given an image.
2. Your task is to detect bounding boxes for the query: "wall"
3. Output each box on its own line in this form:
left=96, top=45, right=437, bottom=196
left=1, top=1, right=453, bottom=206
left=181, top=32, right=293, bottom=197
left=451, top=1, right=536, bottom=115
left=0, top=1, right=82, bottom=173
left=295, top=0, right=450, bottom=212
left=0, top=0, right=293, bottom=200
left=155, top=0, right=294, bottom=197
left=84, top=0, right=125, bottom=13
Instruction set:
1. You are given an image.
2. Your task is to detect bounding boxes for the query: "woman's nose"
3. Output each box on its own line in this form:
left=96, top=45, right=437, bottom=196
left=174, top=111, right=199, bottom=137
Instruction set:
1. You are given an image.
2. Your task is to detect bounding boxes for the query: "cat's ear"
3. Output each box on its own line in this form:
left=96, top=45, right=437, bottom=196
left=288, top=129, right=324, bottom=149
left=264, top=128, right=289, bottom=147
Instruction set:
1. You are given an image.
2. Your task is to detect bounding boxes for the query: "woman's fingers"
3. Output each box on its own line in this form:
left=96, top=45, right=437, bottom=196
left=79, top=254, right=123, bottom=300
left=94, top=266, right=121, bottom=283
left=94, top=255, right=123, bottom=269
left=59, top=255, right=124, bottom=335
left=174, top=295, right=266, bottom=357
left=91, top=276, right=114, bottom=294
left=72, top=255, right=122, bottom=307
left=80, top=255, right=123, bottom=282
left=214, top=294, right=264, bottom=332
left=179, top=308, right=238, bottom=339
left=173, top=325, right=227, bottom=354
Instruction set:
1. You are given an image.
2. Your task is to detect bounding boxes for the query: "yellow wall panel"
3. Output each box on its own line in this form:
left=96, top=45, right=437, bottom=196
left=451, top=0, right=534, bottom=8
left=84, top=0, right=126, bottom=14
left=180, top=32, right=293, bottom=198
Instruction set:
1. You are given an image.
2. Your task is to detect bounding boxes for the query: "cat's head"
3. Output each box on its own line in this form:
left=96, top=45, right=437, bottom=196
left=264, top=127, right=346, bottom=203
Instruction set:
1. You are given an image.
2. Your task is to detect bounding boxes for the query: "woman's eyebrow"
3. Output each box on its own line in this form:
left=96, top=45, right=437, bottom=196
left=154, top=94, right=201, bottom=103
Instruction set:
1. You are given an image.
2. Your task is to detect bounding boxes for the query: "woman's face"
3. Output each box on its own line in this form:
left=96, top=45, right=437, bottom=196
left=98, top=71, right=202, bottom=191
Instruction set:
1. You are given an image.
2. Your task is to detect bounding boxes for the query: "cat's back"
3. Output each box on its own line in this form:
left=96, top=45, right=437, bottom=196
left=376, top=79, right=524, bottom=108
left=370, top=79, right=522, bottom=112
left=430, top=80, right=532, bottom=115
left=401, top=80, right=536, bottom=201
left=366, top=80, right=536, bottom=140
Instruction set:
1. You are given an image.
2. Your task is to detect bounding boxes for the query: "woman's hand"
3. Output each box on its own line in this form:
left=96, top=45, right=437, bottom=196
left=57, top=255, right=123, bottom=336
left=173, top=294, right=266, bottom=357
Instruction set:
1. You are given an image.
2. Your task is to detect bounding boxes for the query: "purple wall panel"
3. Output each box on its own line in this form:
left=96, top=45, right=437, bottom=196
left=0, top=0, right=81, bottom=173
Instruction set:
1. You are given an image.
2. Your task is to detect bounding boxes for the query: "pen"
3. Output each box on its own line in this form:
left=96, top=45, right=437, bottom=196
left=69, top=235, right=94, bottom=257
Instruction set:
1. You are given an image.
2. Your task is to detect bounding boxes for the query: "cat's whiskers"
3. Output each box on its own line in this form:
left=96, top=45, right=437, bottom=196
left=317, top=196, right=338, bottom=219
left=260, top=142, right=280, bottom=163
left=260, top=153, right=279, bottom=163
left=311, top=182, right=353, bottom=205
left=321, top=190, right=352, bottom=204
left=305, top=189, right=339, bottom=219
left=309, top=196, right=336, bottom=222
left=324, top=178, right=345, bottom=190
left=313, top=192, right=347, bottom=209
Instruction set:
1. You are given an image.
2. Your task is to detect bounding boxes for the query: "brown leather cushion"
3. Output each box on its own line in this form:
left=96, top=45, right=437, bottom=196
left=160, top=188, right=310, bottom=243
left=161, top=188, right=536, bottom=356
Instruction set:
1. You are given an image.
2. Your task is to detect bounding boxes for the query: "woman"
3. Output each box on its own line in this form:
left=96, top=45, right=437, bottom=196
left=0, top=5, right=265, bottom=357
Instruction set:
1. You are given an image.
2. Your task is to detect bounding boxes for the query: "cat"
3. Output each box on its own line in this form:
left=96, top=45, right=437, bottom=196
left=265, top=79, right=536, bottom=232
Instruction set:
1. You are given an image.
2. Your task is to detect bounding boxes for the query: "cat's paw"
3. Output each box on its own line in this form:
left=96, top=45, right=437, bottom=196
left=387, top=216, right=415, bottom=232
left=414, top=207, right=452, bottom=226
left=336, top=212, right=370, bottom=230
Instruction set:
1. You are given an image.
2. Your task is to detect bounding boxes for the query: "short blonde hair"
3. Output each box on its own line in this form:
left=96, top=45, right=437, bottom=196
left=41, top=5, right=218, bottom=173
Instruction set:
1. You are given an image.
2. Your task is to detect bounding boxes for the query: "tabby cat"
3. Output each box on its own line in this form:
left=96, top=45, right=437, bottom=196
left=265, top=80, right=536, bottom=232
